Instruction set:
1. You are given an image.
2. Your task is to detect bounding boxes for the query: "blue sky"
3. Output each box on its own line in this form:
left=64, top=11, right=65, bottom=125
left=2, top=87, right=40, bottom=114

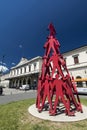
left=0, top=0, right=87, bottom=71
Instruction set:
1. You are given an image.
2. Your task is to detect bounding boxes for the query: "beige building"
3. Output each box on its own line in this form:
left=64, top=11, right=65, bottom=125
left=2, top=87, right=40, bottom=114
left=63, top=45, right=87, bottom=87
left=7, top=56, right=42, bottom=89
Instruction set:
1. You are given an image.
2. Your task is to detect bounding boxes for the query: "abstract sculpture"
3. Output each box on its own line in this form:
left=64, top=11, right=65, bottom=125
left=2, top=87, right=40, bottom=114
left=36, top=23, right=83, bottom=116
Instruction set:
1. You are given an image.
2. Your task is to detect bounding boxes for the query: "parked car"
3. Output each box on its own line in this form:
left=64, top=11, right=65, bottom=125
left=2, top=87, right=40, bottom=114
left=19, top=84, right=30, bottom=90
left=77, top=87, right=87, bottom=95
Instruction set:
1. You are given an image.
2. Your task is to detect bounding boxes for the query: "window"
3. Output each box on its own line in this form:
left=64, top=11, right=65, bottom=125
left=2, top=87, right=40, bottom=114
left=76, top=76, right=82, bottom=87
left=17, top=69, right=19, bottom=75
left=34, top=63, right=37, bottom=70
left=20, top=68, right=22, bottom=74
left=24, top=67, right=26, bottom=73
left=29, top=65, right=31, bottom=72
left=74, top=56, right=79, bottom=64
left=73, top=54, right=79, bottom=64
left=86, top=81, right=87, bottom=86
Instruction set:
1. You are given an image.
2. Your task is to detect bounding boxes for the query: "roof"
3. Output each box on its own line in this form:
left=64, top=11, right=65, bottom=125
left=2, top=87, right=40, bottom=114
left=62, top=45, right=87, bottom=55
left=15, top=57, right=28, bottom=67
left=11, top=56, right=42, bottom=69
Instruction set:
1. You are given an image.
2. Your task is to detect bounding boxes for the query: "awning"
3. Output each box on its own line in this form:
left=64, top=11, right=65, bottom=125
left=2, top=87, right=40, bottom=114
left=74, top=78, right=87, bottom=82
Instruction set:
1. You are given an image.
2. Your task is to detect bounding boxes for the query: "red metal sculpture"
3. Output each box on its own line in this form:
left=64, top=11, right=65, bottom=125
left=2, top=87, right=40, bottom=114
left=36, top=23, right=83, bottom=116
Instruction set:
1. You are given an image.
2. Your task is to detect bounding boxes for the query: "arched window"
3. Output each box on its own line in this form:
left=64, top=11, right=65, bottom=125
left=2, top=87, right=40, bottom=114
left=76, top=76, right=83, bottom=87
left=23, top=79, right=26, bottom=85
left=19, top=80, right=22, bottom=87
left=86, top=81, right=87, bottom=87
left=28, top=78, right=30, bottom=84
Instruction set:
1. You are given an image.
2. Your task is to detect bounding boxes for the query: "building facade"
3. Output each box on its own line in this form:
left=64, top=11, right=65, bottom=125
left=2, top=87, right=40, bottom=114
left=7, top=56, right=42, bottom=89
left=63, top=45, right=87, bottom=87
left=0, top=73, right=9, bottom=87
left=1, top=45, right=87, bottom=88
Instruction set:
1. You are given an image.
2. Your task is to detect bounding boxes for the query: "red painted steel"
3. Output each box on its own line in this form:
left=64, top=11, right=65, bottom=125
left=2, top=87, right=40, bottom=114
left=36, top=23, right=83, bottom=116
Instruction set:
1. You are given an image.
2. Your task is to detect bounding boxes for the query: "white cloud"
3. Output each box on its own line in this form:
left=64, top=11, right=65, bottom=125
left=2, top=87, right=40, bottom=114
left=3, top=63, right=6, bottom=66
left=0, top=65, right=9, bottom=73
left=0, top=61, right=6, bottom=65
left=19, top=44, right=22, bottom=48
left=0, top=61, right=2, bottom=64
left=12, top=62, right=15, bottom=65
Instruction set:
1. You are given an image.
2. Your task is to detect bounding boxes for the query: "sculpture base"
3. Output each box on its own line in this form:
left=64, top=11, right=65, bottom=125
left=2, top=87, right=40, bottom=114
left=28, top=104, right=87, bottom=122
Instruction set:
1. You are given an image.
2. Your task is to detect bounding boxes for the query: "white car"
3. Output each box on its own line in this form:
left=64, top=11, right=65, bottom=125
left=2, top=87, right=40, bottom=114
left=77, top=87, right=87, bottom=95
left=19, top=84, right=30, bottom=90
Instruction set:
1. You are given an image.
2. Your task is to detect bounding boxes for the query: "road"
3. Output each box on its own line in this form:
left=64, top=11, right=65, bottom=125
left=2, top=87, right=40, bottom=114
left=0, top=88, right=87, bottom=105
left=0, top=90, right=37, bottom=104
